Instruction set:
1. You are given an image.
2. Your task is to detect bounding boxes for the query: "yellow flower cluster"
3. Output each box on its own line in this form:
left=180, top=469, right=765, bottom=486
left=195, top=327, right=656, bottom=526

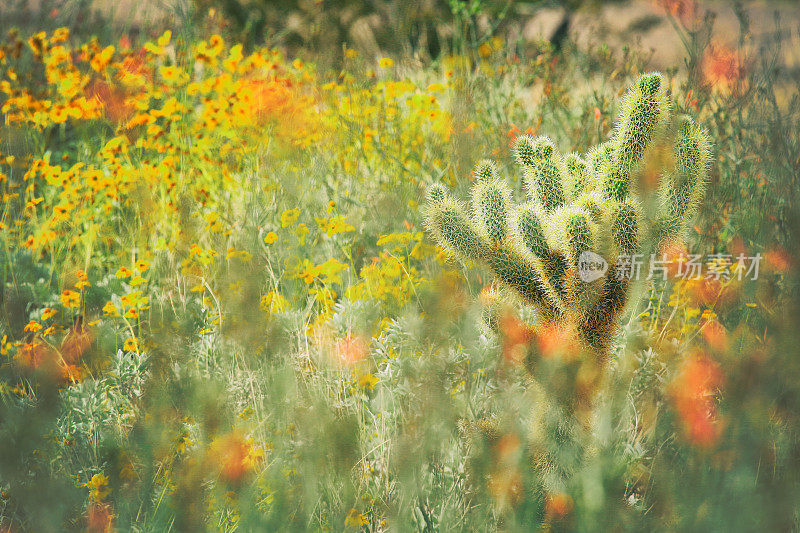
left=2, top=30, right=322, bottom=262
left=320, top=76, right=452, bottom=178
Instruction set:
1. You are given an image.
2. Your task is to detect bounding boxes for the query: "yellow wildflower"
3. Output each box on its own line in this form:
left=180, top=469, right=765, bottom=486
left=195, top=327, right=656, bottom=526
left=123, top=337, right=139, bottom=352
left=357, top=373, right=378, bottom=391
left=345, top=508, right=369, bottom=527
left=295, top=223, right=309, bottom=245
left=281, top=208, right=301, bottom=228
left=60, top=289, right=80, bottom=308
left=316, top=215, right=355, bottom=237
left=102, top=301, right=119, bottom=316
left=260, top=291, right=290, bottom=314
left=75, top=270, right=90, bottom=289
left=90, top=45, right=115, bottom=72
left=83, top=473, right=110, bottom=501
left=24, top=320, right=43, bottom=333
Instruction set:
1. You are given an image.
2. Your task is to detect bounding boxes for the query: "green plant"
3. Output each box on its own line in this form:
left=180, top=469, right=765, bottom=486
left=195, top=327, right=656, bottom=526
left=425, top=72, right=711, bottom=360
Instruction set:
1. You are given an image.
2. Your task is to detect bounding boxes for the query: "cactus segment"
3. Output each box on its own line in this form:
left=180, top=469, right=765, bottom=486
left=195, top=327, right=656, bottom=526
left=574, top=191, right=605, bottom=225
left=427, top=182, right=448, bottom=204
left=564, top=153, right=589, bottom=201
left=523, top=159, right=566, bottom=212
left=514, top=134, right=554, bottom=167
left=604, top=72, right=671, bottom=200
left=670, top=115, right=711, bottom=219
left=512, top=203, right=549, bottom=258
left=565, top=211, right=596, bottom=264
left=425, top=197, right=486, bottom=260
left=609, top=198, right=641, bottom=255
left=551, top=208, right=605, bottom=318
left=485, top=241, right=553, bottom=310
left=650, top=115, right=711, bottom=246
left=472, top=179, right=512, bottom=243
left=474, top=159, right=499, bottom=182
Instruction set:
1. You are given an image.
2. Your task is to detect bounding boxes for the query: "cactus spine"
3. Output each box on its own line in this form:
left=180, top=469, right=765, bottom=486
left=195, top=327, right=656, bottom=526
left=424, top=73, right=710, bottom=360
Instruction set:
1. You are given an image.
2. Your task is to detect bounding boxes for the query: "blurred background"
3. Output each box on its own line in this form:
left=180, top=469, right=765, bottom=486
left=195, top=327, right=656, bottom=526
left=3, top=0, right=800, bottom=69
left=1, top=0, right=799, bottom=531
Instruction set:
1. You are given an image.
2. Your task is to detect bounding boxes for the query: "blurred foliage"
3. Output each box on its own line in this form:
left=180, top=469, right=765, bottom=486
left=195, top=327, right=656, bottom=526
left=187, top=0, right=631, bottom=63
left=0, top=0, right=799, bottom=531
left=191, top=0, right=507, bottom=62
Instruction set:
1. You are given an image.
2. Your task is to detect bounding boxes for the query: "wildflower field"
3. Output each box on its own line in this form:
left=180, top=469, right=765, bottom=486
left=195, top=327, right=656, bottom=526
left=1, top=0, right=799, bottom=530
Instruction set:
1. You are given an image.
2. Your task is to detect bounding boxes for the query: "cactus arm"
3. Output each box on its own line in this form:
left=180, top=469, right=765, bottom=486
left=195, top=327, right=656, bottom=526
left=653, top=115, right=712, bottom=246
left=609, top=198, right=641, bottom=256
left=474, top=159, right=499, bottom=182
left=516, top=136, right=567, bottom=212
left=472, top=178, right=512, bottom=244
left=604, top=72, right=671, bottom=200
left=425, top=194, right=488, bottom=261
left=485, top=241, right=560, bottom=317
left=579, top=270, right=628, bottom=358
left=564, top=153, right=589, bottom=202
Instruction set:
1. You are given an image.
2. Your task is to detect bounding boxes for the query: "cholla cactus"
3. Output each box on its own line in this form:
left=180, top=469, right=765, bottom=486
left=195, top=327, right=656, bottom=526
left=425, top=73, right=710, bottom=359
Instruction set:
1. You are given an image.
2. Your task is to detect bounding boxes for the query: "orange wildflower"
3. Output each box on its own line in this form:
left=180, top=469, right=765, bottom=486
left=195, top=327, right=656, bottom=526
left=505, top=124, right=535, bottom=146
left=702, top=42, right=746, bottom=94
left=764, top=246, right=792, bottom=272
left=85, top=78, right=135, bottom=124
left=60, top=289, right=81, bottom=308
left=498, top=312, right=533, bottom=365
left=701, top=319, right=729, bottom=352
left=335, top=335, right=369, bottom=366
left=487, top=433, right=523, bottom=509
left=670, top=355, right=724, bottom=447
left=536, top=320, right=581, bottom=361
left=657, top=0, right=698, bottom=25
left=24, top=320, right=43, bottom=332
left=208, top=431, right=264, bottom=484
left=545, top=492, right=574, bottom=520
left=659, top=239, right=689, bottom=279
left=687, top=278, right=724, bottom=308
